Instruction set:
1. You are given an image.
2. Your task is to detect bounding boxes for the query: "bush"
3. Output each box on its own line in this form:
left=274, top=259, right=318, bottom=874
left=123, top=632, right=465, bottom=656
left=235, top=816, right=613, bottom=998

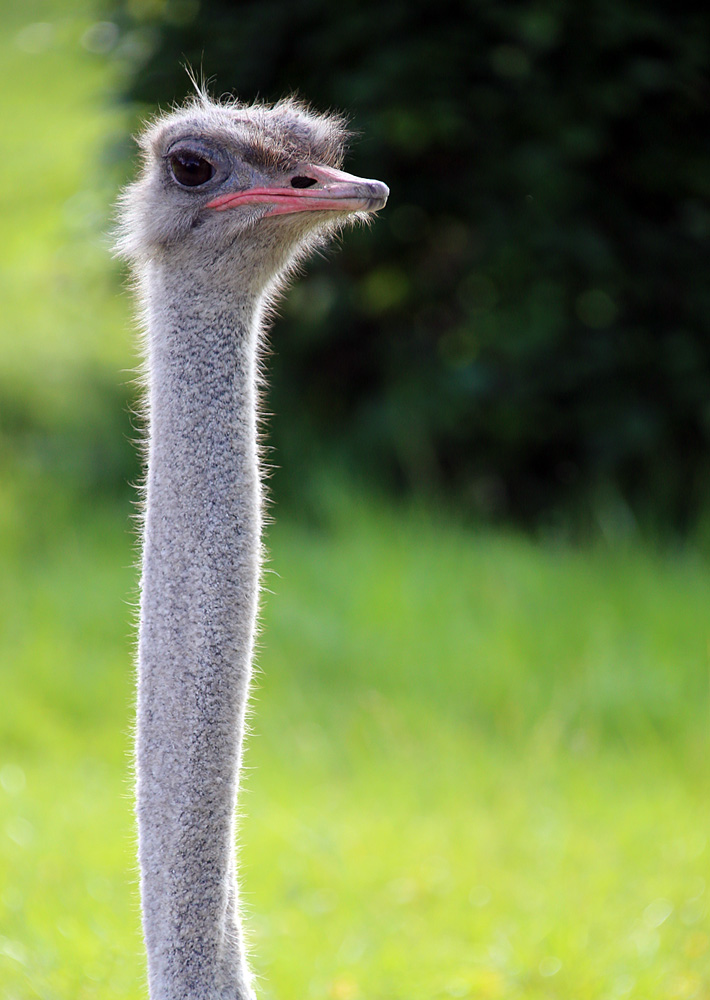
left=106, top=0, right=710, bottom=530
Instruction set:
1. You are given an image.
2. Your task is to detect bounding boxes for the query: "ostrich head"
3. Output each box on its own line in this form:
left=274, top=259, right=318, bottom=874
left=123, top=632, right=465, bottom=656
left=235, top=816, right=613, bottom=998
left=117, top=93, right=389, bottom=290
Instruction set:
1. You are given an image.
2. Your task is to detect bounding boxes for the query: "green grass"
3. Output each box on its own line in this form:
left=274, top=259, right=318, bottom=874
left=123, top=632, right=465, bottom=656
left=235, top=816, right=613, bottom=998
left=1, top=490, right=709, bottom=999
left=1, top=3, right=709, bottom=998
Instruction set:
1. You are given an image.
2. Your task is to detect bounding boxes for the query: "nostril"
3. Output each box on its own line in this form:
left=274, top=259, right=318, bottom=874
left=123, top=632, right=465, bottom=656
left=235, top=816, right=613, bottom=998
left=291, top=176, right=318, bottom=188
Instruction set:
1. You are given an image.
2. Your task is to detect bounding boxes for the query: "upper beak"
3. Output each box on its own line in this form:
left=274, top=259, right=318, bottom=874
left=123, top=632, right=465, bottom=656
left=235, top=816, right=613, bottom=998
left=205, top=163, right=389, bottom=217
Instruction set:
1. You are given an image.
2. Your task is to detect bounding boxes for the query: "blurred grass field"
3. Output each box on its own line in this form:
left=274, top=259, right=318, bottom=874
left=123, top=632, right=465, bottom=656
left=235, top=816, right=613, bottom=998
left=1, top=3, right=709, bottom=999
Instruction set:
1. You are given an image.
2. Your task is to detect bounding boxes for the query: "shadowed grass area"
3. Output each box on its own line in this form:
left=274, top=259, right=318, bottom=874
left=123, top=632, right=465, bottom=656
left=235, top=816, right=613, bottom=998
left=262, top=496, right=710, bottom=748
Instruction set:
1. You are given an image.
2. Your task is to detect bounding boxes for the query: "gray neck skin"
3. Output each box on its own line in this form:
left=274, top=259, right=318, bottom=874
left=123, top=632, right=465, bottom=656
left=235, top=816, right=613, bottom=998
left=137, top=254, right=261, bottom=1000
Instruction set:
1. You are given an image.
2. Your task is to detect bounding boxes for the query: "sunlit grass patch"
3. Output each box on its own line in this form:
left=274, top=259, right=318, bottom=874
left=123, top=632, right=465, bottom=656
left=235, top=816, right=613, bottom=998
left=2, top=486, right=708, bottom=998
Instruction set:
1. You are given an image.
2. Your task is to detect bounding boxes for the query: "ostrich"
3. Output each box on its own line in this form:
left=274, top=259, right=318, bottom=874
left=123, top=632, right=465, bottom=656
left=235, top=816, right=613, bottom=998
left=116, top=92, right=388, bottom=1000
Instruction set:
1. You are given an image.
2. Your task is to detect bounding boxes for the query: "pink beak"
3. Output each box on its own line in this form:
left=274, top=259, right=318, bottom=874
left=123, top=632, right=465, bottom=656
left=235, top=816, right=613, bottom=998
left=205, top=163, right=389, bottom=217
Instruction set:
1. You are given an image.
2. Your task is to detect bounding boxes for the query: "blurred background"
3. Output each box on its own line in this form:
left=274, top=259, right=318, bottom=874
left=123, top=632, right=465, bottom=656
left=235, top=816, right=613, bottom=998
left=106, top=0, right=710, bottom=537
left=1, top=1, right=709, bottom=998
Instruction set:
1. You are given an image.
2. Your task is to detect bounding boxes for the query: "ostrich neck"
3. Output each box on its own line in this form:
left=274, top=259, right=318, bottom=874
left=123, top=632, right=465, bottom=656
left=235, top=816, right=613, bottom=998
left=137, top=256, right=261, bottom=1000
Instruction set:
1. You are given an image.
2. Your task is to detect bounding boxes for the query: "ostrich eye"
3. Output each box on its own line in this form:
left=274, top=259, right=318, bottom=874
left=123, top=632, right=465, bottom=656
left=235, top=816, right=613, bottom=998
left=169, top=152, right=215, bottom=187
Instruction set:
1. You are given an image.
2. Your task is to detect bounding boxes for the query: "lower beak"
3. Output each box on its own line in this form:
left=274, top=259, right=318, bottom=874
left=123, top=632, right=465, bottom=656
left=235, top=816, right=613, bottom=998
left=205, top=163, right=389, bottom=217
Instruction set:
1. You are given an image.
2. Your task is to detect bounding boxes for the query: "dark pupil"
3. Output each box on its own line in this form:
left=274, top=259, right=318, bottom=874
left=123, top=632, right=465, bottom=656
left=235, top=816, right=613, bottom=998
left=170, top=152, right=214, bottom=187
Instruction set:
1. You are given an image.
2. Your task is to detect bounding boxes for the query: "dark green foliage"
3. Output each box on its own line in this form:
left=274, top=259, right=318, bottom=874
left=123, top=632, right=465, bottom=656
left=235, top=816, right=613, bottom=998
left=107, top=0, right=710, bottom=529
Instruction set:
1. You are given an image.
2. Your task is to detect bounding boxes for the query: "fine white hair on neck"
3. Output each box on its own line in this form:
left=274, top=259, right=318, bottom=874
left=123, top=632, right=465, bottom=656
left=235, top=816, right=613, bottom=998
left=117, top=90, right=388, bottom=1000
